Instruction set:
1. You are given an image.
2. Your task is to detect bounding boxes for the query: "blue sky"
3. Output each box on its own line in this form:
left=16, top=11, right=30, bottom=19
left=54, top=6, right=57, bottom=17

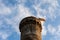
left=0, top=0, right=60, bottom=40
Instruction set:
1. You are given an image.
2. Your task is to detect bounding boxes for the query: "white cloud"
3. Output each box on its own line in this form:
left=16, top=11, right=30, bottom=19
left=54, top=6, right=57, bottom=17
left=33, top=5, right=47, bottom=18
left=0, top=32, right=11, bottom=40
left=0, top=0, right=17, bottom=15
left=0, top=2, right=12, bottom=15
left=20, top=0, right=26, bottom=3
left=47, top=24, right=60, bottom=37
left=47, top=24, right=56, bottom=35
left=33, top=0, right=59, bottom=20
left=46, top=24, right=60, bottom=40
left=56, top=25, right=60, bottom=37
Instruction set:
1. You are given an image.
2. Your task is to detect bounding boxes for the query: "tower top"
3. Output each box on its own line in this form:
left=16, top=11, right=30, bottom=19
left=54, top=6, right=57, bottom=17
left=19, top=16, right=45, bottom=40
left=19, top=16, right=45, bottom=32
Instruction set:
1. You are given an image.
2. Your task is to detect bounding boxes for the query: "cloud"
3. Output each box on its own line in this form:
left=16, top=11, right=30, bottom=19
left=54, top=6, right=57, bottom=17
left=47, top=24, right=56, bottom=35
left=32, top=0, right=59, bottom=20
left=0, top=31, right=11, bottom=40
left=18, top=5, right=32, bottom=17
left=47, top=24, right=60, bottom=36
left=0, top=2, right=12, bottom=15
left=47, top=24, right=60, bottom=40
left=0, top=0, right=18, bottom=15
left=20, top=0, right=26, bottom=4
left=2, top=0, right=19, bottom=6
left=0, top=18, right=15, bottom=40
left=56, top=25, right=60, bottom=37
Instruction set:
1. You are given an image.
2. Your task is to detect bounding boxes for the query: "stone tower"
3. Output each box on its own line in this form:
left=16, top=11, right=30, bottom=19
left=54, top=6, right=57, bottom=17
left=19, top=16, right=45, bottom=40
